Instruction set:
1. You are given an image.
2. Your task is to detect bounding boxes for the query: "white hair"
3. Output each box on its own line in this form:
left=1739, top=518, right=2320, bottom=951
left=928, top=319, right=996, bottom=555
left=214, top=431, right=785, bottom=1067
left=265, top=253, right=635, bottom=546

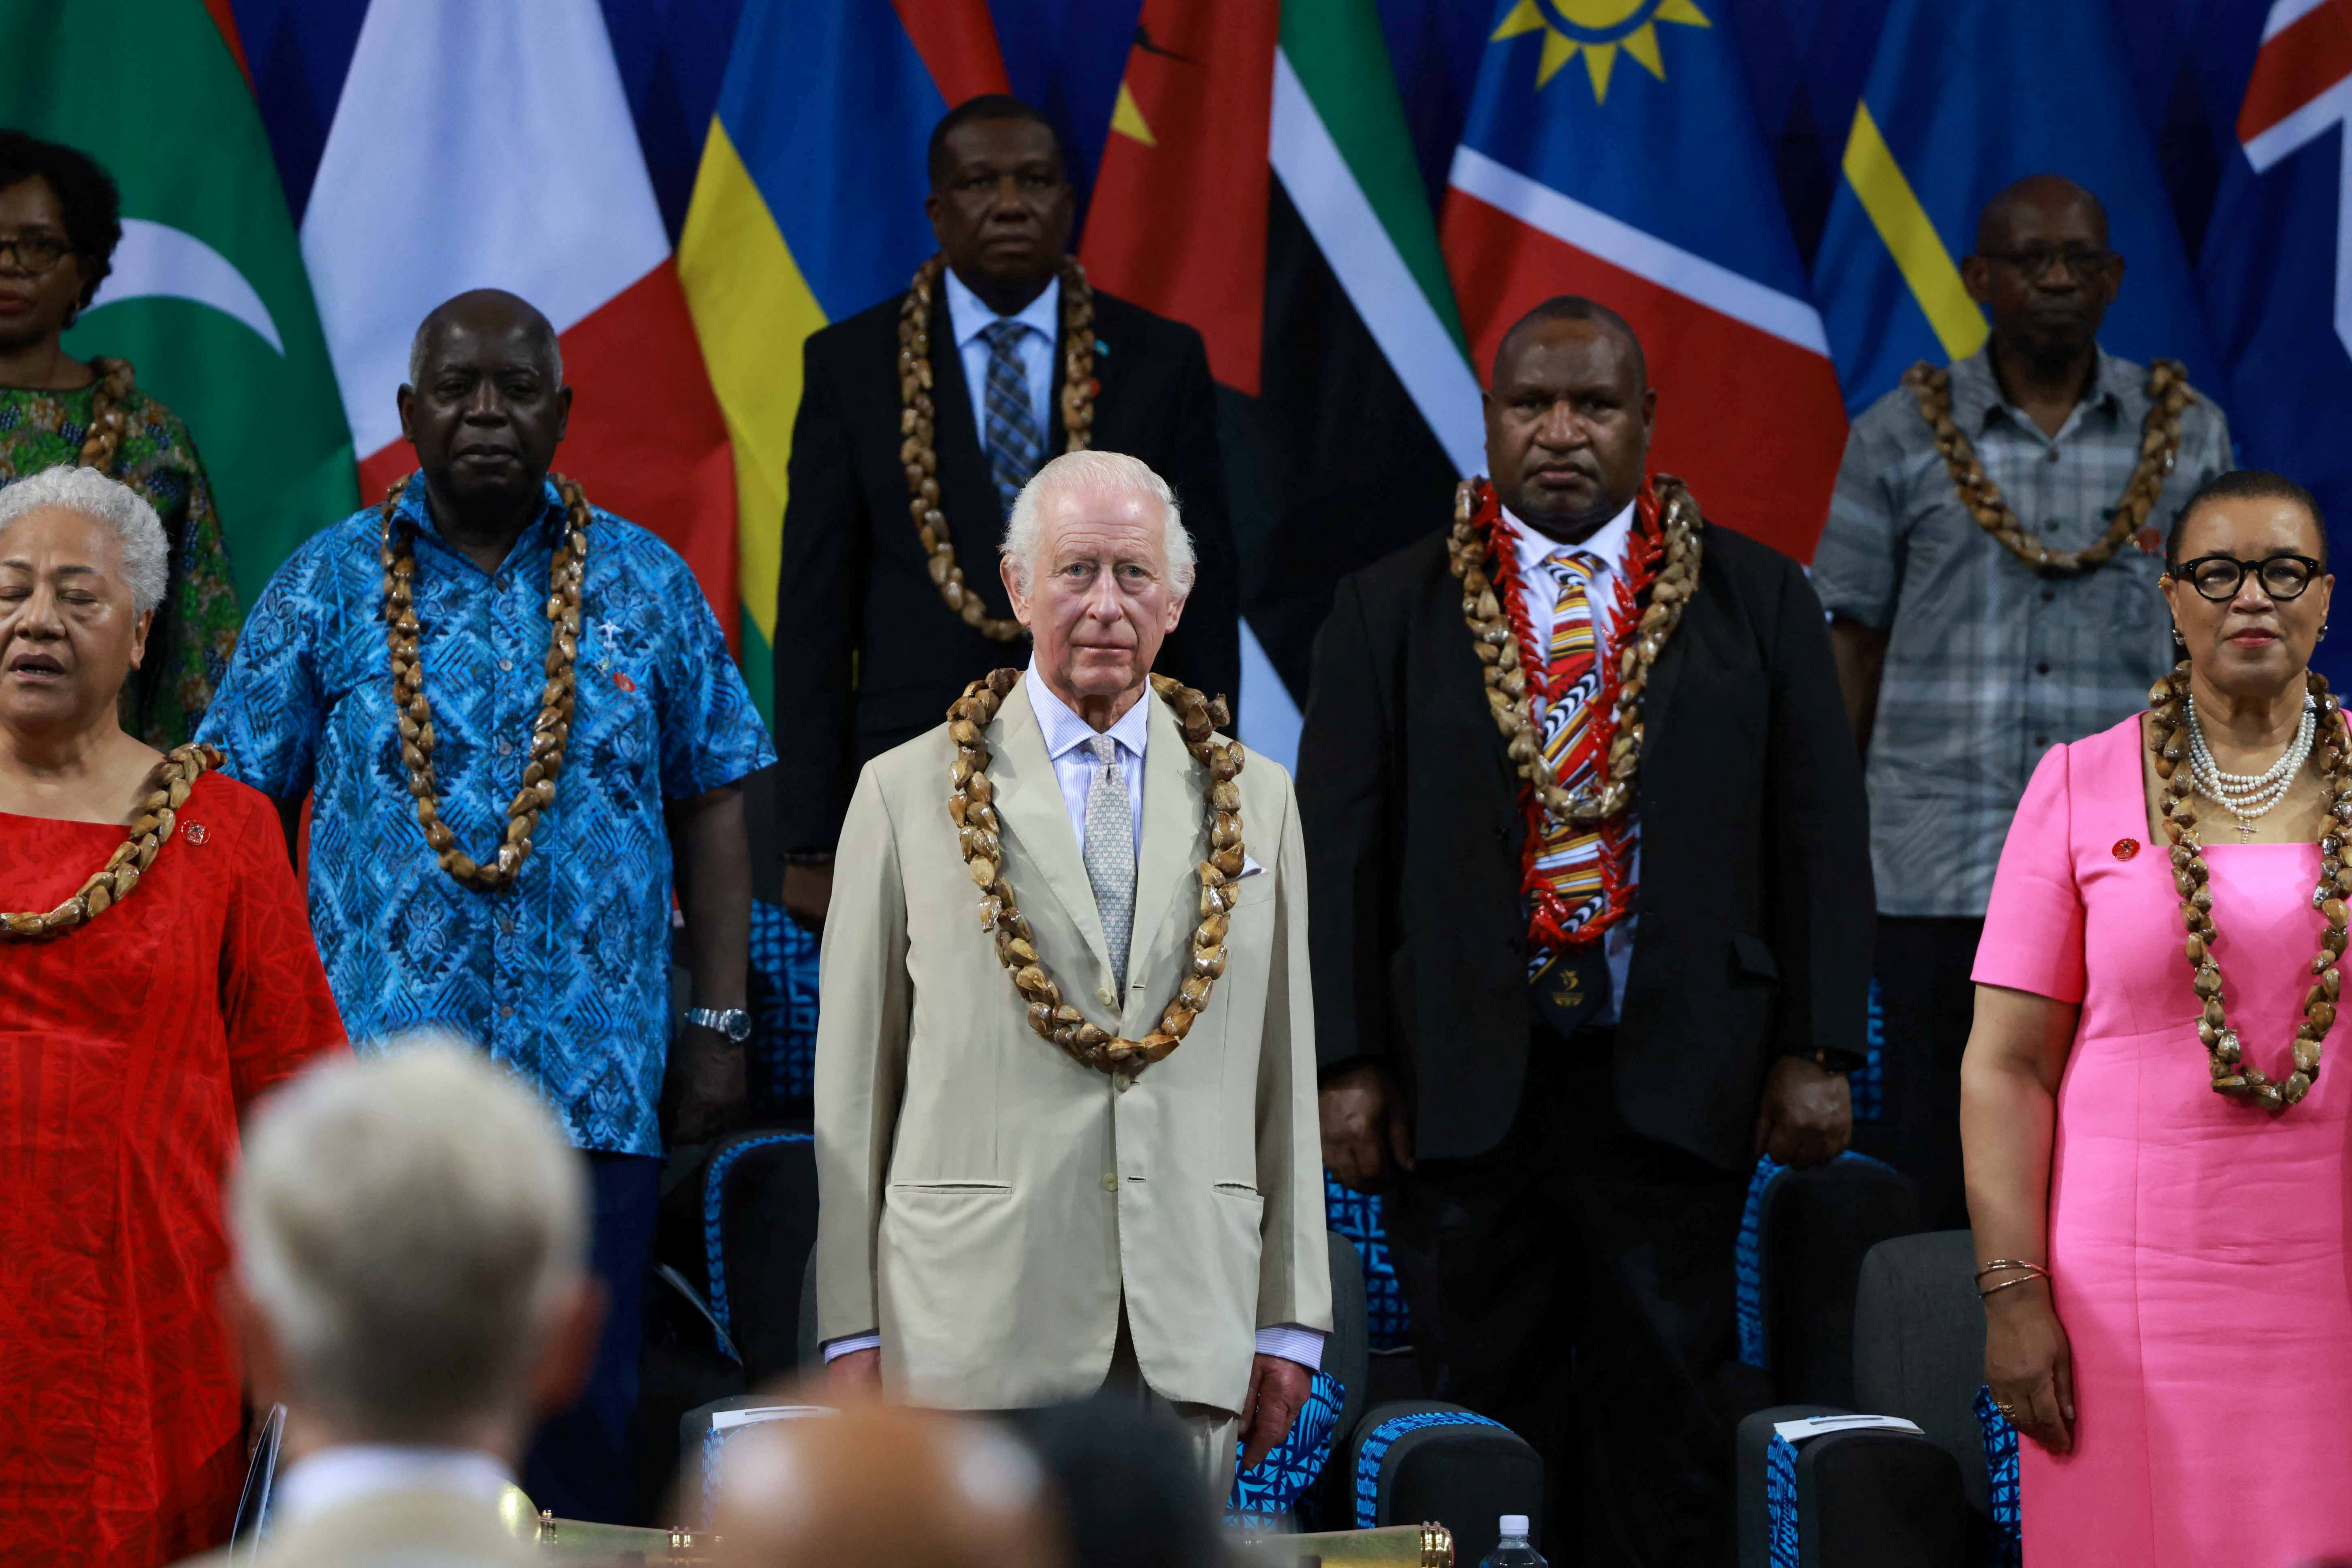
left=0, top=465, right=168, bottom=614
left=999, top=450, right=1196, bottom=598
left=231, top=1034, right=590, bottom=1444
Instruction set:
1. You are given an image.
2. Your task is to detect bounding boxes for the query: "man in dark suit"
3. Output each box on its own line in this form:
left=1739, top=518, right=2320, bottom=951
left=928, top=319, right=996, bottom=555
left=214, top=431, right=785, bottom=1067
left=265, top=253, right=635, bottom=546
left=1300, top=297, right=1870, bottom=1566
left=770, top=95, right=1238, bottom=926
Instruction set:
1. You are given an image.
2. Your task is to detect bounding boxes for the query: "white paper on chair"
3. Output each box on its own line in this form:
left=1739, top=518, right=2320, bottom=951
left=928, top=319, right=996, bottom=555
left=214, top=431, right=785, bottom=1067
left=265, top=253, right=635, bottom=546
left=1771, top=1414, right=1924, bottom=1444
left=712, top=1404, right=838, bottom=1431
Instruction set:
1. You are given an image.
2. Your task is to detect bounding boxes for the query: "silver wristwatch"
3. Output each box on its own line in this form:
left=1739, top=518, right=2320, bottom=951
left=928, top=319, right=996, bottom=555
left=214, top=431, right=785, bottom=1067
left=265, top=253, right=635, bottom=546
left=682, top=1007, right=753, bottom=1043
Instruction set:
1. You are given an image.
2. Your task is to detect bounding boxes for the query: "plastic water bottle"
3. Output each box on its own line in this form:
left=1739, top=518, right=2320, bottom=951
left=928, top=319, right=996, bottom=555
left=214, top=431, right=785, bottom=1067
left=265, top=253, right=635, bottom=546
left=1479, top=1514, right=1546, bottom=1568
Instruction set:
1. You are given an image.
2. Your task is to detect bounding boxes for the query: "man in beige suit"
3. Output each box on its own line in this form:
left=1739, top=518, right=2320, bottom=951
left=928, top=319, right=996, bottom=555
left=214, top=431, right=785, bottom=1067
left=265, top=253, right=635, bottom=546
left=816, top=450, right=1330, bottom=1500
left=179, top=1038, right=601, bottom=1567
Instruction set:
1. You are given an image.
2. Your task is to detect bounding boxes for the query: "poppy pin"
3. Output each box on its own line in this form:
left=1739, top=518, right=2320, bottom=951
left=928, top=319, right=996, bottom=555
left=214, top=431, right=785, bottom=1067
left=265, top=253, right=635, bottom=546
left=184, top=822, right=208, bottom=846
left=613, top=671, right=637, bottom=693
left=2113, top=837, right=2140, bottom=861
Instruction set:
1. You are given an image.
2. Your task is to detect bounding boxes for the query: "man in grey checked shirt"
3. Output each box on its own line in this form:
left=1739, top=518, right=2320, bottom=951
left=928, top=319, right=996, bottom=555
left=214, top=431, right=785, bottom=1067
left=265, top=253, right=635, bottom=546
left=1813, top=174, right=2231, bottom=1229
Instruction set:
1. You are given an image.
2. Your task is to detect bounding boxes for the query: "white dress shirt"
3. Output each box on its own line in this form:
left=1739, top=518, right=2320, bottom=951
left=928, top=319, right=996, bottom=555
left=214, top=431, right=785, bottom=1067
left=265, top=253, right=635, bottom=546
left=1501, top=500, right=1640, bottom=1020
left=271, top=1443, right=513, bottom=1526
left=944, top=267, right=1059, bottom=444
left=1026, top=660, right=1147, bottom=848
left=828, top=662, right=1323, bottom=1374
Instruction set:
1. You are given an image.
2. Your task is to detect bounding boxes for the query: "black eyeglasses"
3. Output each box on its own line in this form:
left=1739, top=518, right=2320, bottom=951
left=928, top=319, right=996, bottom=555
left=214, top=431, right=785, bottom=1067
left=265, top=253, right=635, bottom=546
left=2170, top=552, right=2326, bottom=601
left=1981, top=245, right=2118, bottom=281
left=0, top=231, right=71, bottom=274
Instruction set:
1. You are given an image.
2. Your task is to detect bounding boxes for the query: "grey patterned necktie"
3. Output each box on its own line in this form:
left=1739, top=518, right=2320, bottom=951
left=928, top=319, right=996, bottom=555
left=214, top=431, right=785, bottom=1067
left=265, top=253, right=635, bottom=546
left=1082, top=733, right=1136, bottom=993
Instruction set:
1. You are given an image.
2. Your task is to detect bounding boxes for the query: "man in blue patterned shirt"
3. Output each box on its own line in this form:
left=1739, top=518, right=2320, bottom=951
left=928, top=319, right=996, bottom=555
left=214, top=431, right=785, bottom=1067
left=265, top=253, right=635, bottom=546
left=198, top=289, right=775, bottom=1522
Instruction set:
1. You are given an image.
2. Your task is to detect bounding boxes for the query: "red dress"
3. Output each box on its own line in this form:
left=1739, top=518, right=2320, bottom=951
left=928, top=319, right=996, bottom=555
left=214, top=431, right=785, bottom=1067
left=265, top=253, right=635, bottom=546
left=0, top=771, right=344, bottom=1566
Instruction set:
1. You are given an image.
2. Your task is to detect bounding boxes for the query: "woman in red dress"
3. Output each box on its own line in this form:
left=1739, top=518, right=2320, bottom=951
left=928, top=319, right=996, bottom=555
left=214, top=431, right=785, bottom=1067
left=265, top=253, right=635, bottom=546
left=0, top=465, right=343, bottom=1565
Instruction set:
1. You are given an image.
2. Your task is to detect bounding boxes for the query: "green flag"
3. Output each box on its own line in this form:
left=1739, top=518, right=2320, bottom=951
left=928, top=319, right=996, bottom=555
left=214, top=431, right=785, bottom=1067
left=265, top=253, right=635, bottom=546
left=0, top=0, right=356, bottom=603
left=1239, top=0, right=1485, bottom=700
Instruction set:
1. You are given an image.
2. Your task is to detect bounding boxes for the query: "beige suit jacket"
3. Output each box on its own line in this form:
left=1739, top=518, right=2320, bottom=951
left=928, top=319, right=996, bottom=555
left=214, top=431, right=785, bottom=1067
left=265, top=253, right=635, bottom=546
left=815, top=680, right=1330, bottom=1415
left=175, top=1487, right=531, bottom=1567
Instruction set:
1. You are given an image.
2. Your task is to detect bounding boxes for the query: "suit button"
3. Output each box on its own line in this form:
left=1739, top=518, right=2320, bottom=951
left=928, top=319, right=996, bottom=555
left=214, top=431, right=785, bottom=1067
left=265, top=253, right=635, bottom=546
left=1101, top=1174, right=1119, bottom=1192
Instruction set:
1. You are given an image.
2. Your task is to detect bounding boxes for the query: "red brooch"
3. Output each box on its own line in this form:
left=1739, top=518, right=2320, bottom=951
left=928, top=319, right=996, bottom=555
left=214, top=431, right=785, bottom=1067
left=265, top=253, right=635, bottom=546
left=613, top=672, right=637, bottom=693
left=2113, top=837, right=2139, bottom=861
left=2134, top=526, right=2164, bottom=556
left=184, top=822, right=208, bottom=846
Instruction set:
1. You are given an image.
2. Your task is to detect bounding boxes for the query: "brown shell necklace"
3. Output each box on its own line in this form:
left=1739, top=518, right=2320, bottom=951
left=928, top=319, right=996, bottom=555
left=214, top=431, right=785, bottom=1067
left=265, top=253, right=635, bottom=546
left=2147, top=662, right=2352, bottom=1109
left=1, top=744, right=221, bottom=939
left=896, top=253, right=1097, bottom=640
left=380, top=473, right=591, bottom=892
left=946, top=667, right=1242, bottom=1075
left=1905, top=357, right=2189, bottom=575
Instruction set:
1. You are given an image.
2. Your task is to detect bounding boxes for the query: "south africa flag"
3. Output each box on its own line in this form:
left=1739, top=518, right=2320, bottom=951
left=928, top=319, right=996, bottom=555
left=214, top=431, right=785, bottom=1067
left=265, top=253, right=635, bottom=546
left=0, top=0, right=356, bottom=602
left=1080, top=0, right=1480, bottom=722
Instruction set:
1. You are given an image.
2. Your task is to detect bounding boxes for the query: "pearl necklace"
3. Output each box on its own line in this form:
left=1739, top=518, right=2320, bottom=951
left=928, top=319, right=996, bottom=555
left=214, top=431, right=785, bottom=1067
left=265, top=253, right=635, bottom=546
left=2187, top=692, right=2317, bottom=842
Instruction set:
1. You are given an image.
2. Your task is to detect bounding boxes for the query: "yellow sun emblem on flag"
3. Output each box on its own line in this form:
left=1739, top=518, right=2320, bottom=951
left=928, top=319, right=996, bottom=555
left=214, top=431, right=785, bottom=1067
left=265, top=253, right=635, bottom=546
left=1493, top=0, right=1712, bottom=102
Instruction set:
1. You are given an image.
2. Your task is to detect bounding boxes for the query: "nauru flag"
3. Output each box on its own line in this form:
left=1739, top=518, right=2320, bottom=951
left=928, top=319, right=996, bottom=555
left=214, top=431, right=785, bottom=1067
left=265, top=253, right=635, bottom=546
left=1441, top=0, right=1845, bottom=560
left=298, top=0, right=737, bottom=641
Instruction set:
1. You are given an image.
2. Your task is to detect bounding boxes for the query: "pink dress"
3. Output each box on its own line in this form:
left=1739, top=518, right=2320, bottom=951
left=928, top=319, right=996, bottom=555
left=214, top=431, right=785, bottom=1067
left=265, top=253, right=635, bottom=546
left=1975, top=714, right=2352, bottom=1567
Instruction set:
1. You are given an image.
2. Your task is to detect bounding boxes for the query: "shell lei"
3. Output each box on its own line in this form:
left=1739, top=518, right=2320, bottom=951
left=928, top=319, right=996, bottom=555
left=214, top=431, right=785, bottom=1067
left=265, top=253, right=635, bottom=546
left=381, top=473, right=592, bottom=893
left=896, top=253, right=1097, bottom=641
left=947, top=668, right=1242, bottom=1075
left=1447, top=475, right=1704, bottom=950
left=75, top=357, right=138, bottom=469
left=1905, top=357, right=2189, bottom=577
left=2147, top=661, right=2352, bottom=1110
left=0, top=743, right=219, bottom=939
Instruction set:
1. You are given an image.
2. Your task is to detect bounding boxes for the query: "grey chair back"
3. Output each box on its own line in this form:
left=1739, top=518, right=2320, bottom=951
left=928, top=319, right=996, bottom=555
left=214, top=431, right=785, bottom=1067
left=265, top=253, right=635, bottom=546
left=1326, top=1229, right=1372, bottom=1442
left=1851, top=1229, right=1989, bottom=1513
left=797, top=1245, right=820, bottom=1370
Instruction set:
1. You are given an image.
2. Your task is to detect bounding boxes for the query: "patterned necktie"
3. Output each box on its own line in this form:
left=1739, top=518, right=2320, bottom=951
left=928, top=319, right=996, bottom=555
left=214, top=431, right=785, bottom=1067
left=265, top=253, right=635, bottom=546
left=1531, top=548, right=1609, bottom=938
left=982, top=319, right=1045, bottom=517
left=1082, top=734, right=1136, bottom=993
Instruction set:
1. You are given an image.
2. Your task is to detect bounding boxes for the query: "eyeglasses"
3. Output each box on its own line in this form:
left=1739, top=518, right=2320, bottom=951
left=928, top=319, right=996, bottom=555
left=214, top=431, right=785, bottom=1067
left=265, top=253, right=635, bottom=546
left=0, top=231, right=72, bottom=273
left=2170, top=553, right=2326, bottom=602
left=1981, top=245, right=2118, bottom=281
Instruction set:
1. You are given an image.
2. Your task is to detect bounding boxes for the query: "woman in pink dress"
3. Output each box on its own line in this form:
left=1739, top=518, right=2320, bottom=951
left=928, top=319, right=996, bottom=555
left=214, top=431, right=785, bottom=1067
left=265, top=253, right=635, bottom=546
left=1962, top=469, right=2352, bottom=1567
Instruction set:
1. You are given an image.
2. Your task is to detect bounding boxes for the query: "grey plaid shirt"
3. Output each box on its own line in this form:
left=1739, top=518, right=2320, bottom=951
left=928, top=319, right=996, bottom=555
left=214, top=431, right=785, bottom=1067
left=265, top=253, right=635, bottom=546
left=1811, top=347, right=2232, bottom=917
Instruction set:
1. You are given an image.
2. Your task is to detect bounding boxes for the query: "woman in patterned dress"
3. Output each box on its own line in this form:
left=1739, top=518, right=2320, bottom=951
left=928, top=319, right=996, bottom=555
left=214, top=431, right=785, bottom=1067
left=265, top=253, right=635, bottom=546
left=0, top=129, right=239, bottom=746
left=0, top=467, right=343, bottom=1565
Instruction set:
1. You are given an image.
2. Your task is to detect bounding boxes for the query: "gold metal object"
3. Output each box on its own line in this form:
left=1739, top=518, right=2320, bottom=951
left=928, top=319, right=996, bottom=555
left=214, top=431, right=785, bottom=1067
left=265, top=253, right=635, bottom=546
left=1233, top=1523, right=1454, bottom=1568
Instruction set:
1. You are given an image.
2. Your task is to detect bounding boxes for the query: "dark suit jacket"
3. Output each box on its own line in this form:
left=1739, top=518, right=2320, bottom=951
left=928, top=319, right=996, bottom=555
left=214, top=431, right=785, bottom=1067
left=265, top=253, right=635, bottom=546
left=771, top=281, right=1239, bottom=856
left=1297, top=515, right=1872, bottom=1172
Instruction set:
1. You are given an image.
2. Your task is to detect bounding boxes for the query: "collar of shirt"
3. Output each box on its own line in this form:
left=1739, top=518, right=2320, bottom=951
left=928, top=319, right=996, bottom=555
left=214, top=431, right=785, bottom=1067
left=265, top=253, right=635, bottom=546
left=1949, top=344, right=2127, bottom=444
left=945, top=267, right=1061, bottom=356
left=1500, top=497, right=1637, bottom=652
left=272, top=1443, right=515, bottom=1525
left=1024, top=659, right=1148, bottom=852
left=396, top=473, right=565, bottom=573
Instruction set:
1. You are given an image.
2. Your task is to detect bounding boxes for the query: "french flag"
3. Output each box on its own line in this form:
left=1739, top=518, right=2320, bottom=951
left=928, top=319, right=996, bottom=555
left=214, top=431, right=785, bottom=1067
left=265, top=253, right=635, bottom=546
left=298, top=0, right=738, bottom=643
left=2202, top=0, right=2352, bottom=682
left=1440, top=0, right=1845, bottom=561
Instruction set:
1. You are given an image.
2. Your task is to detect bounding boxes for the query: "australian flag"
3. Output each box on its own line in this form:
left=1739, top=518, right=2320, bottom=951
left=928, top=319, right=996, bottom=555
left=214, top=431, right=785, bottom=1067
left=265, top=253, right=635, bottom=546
left=2203, top=0, right=2352, bottom=686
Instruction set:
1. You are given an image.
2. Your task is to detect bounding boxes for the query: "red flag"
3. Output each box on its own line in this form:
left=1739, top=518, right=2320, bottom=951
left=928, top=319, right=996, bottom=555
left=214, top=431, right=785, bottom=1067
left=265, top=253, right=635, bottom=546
left=1078, top=3, right=1280, bottom=394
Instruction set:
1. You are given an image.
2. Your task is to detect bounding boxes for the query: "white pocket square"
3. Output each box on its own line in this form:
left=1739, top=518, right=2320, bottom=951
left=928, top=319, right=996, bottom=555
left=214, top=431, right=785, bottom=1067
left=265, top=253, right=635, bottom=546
left=1236, top=855, right=1267, bottom=880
